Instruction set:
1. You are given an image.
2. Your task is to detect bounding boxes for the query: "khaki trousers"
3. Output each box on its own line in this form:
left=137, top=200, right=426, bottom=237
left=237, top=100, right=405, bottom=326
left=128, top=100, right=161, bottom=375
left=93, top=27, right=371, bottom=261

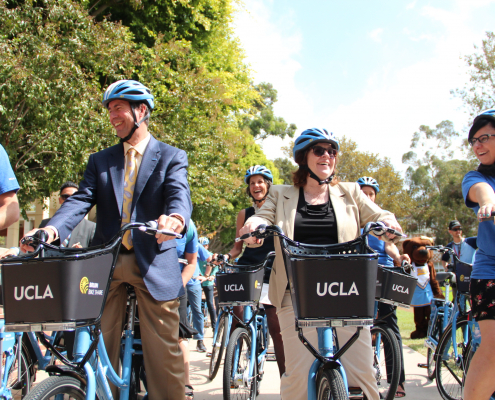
left=278, top=292, right=379, bottom=400
left=101, top=253, right=185, bottom=400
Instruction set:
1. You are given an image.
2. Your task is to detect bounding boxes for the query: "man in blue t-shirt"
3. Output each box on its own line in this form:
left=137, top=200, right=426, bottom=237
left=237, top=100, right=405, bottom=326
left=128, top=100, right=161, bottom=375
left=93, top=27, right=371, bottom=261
left=0, top=144, right=20, bottom=231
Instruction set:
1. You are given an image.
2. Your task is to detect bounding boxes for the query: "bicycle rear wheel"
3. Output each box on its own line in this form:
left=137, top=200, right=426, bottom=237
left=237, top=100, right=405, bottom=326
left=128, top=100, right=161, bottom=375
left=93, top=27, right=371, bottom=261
left=209, top=313, right=228, bottom=381
left=370, top=325, right=400, bottom=400
left=223, top=327, right=256, bottom=400
left=435, top=317, right=470, bottom=400
left=316, top=368, right=349, bottom=400
left=22, top=376, right=86, bottom=400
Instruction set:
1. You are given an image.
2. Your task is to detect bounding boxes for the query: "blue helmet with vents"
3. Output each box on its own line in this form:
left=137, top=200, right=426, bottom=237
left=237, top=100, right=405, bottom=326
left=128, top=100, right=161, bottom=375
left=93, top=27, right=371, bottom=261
left=244, top=165, right=273, bottom=184
left=102, top=80, right=155, bottom=110
left=293, top=128, right=339, bottom=160
left=199, top=237, right=209, bottom=245
left=357, top=177, right=380, bottom=193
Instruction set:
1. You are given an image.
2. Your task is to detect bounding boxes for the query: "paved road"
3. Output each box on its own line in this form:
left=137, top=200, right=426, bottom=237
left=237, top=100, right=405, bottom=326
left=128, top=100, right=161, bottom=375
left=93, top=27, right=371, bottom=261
left=34, top=328, right=443, bottom=399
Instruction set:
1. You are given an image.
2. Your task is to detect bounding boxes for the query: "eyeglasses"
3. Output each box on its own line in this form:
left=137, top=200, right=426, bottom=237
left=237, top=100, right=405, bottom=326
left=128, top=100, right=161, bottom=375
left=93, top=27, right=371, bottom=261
left=469, top=134, right=495, bottom=146
left=451, top=227, right=462, bottom=232
left=311, top=146, right=337, bottom=158
left=60, top=194, right=72, bottom=200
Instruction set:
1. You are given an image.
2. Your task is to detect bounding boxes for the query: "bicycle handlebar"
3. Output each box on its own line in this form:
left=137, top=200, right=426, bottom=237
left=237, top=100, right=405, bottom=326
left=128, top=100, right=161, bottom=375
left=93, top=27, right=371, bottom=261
left=480, top=210, right=495, bottom=222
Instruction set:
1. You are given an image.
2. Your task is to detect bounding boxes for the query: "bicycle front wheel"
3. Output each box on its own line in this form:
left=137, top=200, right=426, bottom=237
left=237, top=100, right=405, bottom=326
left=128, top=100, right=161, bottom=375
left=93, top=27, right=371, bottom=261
left=435, top=317, right=470, bottom=400
left=209, top=313, right=228, bottom=381
left=370, top=325, right=400, bottom=400
left=223, top=327, right=256, bottom=400
left=427, top=347, right=436, bottom=380
left=23, top=376, right=86, bottom=400
left=5, top=341, right=33, bottom=397
left=316, top=368, right=349, bottom=400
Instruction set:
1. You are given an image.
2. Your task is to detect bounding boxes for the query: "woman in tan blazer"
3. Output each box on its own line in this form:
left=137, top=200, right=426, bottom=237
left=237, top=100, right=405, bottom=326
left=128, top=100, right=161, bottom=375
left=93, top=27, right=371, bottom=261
left=239, top=128, right=403, bottom=400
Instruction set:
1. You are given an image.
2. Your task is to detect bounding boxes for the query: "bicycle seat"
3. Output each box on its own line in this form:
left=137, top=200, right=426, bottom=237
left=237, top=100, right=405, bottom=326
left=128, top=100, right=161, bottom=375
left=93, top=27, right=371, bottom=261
left=436, top=272, right=454, bottom=284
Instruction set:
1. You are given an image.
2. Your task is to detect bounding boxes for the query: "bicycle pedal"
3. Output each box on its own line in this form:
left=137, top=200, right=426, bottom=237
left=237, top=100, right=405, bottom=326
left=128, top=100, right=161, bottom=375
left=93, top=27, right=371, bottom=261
left=417, top=363, right=428, bottom=368
left=266, top=354, right=277, bottom=361
left=206, top=352, right=212, bottom=358
left=348, top=387, right=363, bottom=399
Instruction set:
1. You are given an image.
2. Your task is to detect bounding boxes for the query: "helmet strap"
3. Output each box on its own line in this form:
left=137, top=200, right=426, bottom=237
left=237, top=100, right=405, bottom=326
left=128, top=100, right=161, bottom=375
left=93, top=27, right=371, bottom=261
left=119, top=103, right=149, bottom=143
left=253, top=193, right=268, bottom=204
left=302, top=165, right=334, bottom=185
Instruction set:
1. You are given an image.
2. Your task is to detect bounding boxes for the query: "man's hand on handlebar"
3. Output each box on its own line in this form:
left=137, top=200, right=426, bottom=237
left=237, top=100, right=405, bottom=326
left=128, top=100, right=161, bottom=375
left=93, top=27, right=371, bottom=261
left=155, top=214, right=183, bottom=243
left=20, top=227, right=56, bottom=253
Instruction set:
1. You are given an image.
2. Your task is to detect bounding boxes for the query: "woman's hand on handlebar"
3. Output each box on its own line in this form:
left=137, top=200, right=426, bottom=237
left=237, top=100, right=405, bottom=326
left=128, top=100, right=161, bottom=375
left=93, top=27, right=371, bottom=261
left=380, top=218, right=404, bottom=240
left=478, top=206, right=495, bottom=222
left=238, top=219, right=265, bottom=244
left=399, top=254, right=411, bottom=265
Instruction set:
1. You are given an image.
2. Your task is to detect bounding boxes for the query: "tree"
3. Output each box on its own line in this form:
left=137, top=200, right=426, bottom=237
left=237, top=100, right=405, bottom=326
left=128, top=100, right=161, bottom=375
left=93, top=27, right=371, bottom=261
left=273, top=157, right=296, bottom=184
left=454, top=31, right=495, bottom=117
left=402, top=121, right=478, bottom=242
left=240, top=82, right=297, bottom=140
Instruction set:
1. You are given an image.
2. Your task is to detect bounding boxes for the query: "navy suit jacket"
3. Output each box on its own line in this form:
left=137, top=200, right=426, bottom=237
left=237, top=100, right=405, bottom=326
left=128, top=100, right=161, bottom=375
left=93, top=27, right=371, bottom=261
left=48, top=135, right=192, bottom=301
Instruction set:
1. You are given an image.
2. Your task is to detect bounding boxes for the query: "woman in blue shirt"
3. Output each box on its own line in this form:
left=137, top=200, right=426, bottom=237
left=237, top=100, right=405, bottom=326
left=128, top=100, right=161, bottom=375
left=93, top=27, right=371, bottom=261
left=462, top=109, right=495, bottom=400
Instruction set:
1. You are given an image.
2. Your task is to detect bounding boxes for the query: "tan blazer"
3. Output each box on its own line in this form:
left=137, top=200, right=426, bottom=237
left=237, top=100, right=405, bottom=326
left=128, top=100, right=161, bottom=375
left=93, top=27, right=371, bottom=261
left=245, top=182, right=397, bottom=309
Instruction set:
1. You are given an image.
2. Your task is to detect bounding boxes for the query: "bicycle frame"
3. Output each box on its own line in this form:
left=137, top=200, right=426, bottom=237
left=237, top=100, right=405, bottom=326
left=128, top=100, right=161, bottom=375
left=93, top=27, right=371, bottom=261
left=0, top=322, right=21, bottom=399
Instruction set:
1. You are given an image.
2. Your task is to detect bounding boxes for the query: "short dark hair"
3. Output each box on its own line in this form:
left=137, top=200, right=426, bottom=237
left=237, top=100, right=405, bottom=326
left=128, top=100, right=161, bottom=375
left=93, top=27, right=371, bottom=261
left=60, top=181, right=78, bottom=194
left=292, top=147, right=340, bottom=188
left=130, top=102, right=151, bottom=127
left=469, top=118, right=495, bottom=143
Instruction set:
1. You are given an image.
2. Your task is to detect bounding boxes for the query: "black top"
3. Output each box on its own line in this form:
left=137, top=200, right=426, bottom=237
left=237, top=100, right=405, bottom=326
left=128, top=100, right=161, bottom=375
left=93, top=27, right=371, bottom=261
left=238, top=207, right=275, bottom=284
left=294, top=187, right=338, bottom=245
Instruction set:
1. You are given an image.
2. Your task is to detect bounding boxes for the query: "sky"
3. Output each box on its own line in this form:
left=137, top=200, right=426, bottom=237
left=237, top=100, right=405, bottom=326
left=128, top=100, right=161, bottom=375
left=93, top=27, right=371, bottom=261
left=233, top=0, right=495, bottom=173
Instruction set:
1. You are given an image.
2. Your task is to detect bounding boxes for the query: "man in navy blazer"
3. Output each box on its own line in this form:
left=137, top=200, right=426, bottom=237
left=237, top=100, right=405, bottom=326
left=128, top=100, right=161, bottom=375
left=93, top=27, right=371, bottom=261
left=21, top=80, right=192, bottom=399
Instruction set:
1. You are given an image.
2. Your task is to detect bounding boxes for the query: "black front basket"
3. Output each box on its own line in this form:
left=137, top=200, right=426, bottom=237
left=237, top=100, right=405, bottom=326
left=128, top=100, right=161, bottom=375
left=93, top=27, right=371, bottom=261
left=216, top=266, right=264, bottom=304
left=375, top=267, right=417, bottom=306
left=1, top=249, right=117, bottom=327
left=455, top=261, right=473, bottom=293
left=280, top=237, right=378, bottom=321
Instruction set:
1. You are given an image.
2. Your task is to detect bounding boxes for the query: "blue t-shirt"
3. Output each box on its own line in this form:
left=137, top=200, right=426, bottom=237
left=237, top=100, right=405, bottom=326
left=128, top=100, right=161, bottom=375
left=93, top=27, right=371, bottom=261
left=362, top=229, right=394, bottom=267
left=0, top=145, right=19, bottom=195
left=462, top=171, right=495, bottom=278
left=176, top=220, right=201, bottom=286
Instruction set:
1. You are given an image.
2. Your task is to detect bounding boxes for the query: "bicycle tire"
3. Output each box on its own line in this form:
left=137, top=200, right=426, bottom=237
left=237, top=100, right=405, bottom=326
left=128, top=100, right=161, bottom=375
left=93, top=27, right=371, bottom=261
left=435, top=317, right=470, bottom=400
left=5, top=341, right=33, bottom=397
left=22, top=376, right=86, bottom=400
left=370, top=325, right=400, bottom=400
left=316, top=367, right=349, bottom=400
left=209, top=313, right=228, bottom=381
left=223, top=327, right=255, bottom=400
left=427, top=347, right=436, bottom=380
left=256, top=320, right=268, bottom=395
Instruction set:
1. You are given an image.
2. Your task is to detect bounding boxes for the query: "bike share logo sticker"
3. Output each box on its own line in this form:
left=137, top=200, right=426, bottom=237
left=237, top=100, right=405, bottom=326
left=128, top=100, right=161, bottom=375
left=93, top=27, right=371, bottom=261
left=460, top=274, right=470, bottom=283
left=80, top=277, right=104, bottom=296
left=254, top=280, right=262, bottom=289
left=316, top=282, right=359, bottom=296
left=14, top=285, right=53, bottom=300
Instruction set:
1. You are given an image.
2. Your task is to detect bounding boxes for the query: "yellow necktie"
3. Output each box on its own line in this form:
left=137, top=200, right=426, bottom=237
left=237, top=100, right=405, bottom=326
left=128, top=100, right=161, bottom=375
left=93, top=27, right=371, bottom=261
left=122, top=148, right=137, bottom=249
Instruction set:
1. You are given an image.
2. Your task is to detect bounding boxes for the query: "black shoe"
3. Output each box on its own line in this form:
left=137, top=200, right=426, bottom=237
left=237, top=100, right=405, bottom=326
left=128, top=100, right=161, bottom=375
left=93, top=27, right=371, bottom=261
left=196, top=340, right=207, bottom=352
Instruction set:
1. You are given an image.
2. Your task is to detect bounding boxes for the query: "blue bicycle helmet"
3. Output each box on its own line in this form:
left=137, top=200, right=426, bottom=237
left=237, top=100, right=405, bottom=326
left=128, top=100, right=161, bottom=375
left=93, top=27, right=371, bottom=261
left=293, top=128, right=339, bottom=160
left=357, top=177, right=380, bottom=193
left=244, top=165, right=274, bottom=184
left=102, top=80, right=155, bottom=110
left=469, top=108, right=495, bottom=143
left=199, top=237, right=209, bottom=246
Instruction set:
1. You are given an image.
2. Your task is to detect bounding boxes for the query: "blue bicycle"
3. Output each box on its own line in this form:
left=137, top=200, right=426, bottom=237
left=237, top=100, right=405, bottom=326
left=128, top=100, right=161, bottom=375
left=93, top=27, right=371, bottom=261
left=1, top=221, right=180, bottom=400
left=240, top=222, right=404, bottom=399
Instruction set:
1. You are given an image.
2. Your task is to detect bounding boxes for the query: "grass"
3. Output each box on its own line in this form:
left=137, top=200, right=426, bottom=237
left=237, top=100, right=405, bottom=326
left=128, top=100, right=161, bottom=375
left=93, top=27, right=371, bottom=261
left=397, top=306, right=428, bottom=357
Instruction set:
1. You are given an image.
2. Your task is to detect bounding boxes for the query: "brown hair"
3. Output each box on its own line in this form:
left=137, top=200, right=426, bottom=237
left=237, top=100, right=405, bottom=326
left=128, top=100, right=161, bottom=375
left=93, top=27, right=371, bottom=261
left=245, top=177, right=272, bottom=199
left=292, top=147, right=340, bottom=188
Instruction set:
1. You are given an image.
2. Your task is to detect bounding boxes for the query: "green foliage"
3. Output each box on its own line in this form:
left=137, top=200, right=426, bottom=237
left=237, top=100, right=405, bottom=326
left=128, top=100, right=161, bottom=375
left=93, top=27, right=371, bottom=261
left=0, top=0, right=136, bottom=211
left=403, top=121, right=478, bottom=242
left=240, top=82, right=297, bottom=140
left=453, top=31, right=495, bottom=117
left=336, top=136, right=413, bottom=220
left=273, top=157, right=296, bottom=184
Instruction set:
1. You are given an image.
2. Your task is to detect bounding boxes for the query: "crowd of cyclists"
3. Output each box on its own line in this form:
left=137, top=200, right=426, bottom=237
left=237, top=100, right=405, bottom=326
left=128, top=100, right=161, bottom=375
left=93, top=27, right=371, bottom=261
left=1, top=79, right=495, bottom=399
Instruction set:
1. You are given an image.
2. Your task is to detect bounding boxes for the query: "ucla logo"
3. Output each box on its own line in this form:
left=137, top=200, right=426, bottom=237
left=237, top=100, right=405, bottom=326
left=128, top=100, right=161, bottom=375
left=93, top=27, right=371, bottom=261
left=224, top=284, right=244, bottom=292
left=316, top=282, right=359, bottom=297
left=14, top=285, right=53, bottom=300
left=392, top=284, right=409, bottom=294
left=80, top=277, right=89, bottom=294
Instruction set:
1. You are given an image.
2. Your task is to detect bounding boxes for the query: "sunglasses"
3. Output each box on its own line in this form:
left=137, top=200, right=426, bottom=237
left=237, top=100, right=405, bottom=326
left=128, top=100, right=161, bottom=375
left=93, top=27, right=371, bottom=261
left=311, top=146, right=337, bottom=158
left=469, top=133, right=495, bottom=146
left=60, top=194, right=72, bottom=200
left=451, top=227, right=462, bottom=231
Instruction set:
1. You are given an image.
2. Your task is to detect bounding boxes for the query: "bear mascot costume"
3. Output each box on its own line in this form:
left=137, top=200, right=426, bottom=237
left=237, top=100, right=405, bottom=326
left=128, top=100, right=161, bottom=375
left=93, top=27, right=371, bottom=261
left=402, top=236, right=444, bottom=339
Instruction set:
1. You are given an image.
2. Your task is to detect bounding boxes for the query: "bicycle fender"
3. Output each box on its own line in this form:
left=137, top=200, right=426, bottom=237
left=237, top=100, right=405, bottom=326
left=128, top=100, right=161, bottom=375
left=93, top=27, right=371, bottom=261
left=45, top=364, right=87, bottom=386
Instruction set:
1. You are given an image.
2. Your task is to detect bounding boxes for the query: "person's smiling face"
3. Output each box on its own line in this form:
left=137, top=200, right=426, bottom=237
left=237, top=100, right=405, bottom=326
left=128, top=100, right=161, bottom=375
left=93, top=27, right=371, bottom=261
left=306, top=143, right=336, bottom=180
left=249, top=175, right=268, bottom=201
left=472, top=124, right=495, bottom=165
